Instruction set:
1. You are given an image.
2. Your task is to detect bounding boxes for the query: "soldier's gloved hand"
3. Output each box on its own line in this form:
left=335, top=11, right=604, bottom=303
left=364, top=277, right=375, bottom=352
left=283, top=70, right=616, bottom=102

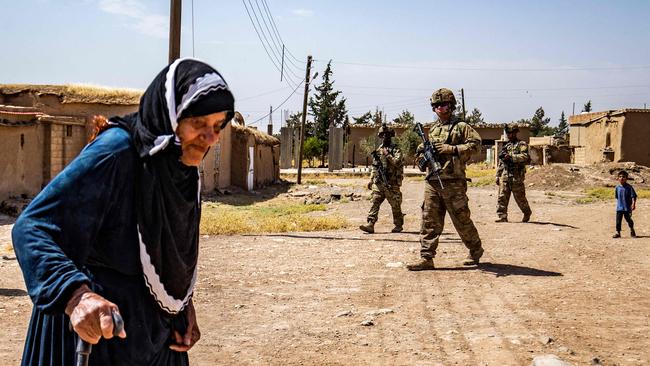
left=434, top=142, right=455, bottom=155
left=502, top=153, right=511, bottom=161
left=495, top=177, right=500, bottom=186
left=367, top=181, right=373, bottom=190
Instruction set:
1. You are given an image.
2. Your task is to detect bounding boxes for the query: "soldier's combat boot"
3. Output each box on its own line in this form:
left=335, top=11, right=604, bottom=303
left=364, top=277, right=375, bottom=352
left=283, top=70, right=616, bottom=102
left=495, top=217, right=508, bottom=223
left=406, top=258, right=435, bottom=271
left=391, top=226, right=403, bottom=233
left=463, top=248, right=484, bottom=266
left=631, top=229, right=637, bottom=238
left=612, top=232, right=621, bottom=238
left=359, top=222, right=375, bottom=234
left=522, top=212, right=531, bottom=222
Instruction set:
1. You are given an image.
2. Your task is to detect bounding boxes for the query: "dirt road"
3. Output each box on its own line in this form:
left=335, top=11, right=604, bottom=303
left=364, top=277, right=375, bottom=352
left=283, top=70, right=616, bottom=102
left=1, top=179, right=648, bottom=365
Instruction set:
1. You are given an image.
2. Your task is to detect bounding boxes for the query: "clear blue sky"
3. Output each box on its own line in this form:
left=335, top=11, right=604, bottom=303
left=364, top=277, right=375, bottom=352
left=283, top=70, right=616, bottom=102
left=1, top=0, right=649, bottom=130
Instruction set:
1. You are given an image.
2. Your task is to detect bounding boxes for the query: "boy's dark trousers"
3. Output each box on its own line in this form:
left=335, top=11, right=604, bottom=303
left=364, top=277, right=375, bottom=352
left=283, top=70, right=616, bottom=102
left=616, top=211, right=634, bottom=232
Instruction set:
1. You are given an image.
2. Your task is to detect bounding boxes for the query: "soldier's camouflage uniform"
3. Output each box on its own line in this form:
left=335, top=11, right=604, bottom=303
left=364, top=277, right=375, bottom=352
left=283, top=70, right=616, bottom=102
left=496, top=139, right=532, bottom=220
left=416, top=116, right=484, bottom=260
left=366, top=144, right=404, bottom=227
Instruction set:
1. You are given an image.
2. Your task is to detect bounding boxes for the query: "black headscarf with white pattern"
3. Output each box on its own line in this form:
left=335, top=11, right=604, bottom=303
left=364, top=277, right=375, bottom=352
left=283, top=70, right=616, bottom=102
left=109, top=58, right=234, bottom=314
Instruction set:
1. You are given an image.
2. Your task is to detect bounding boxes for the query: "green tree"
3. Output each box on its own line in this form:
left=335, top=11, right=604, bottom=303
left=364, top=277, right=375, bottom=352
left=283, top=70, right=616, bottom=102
left=285, top=112, right=302, bottom=129
left=359, top=135, right=378, bottom=166
left=530, top=107, right=553, bottom=136
left=392, top=110, right=415, bottom=125
left=308, top=60, right=348, bottom=162
left=582, top=100, right=592, bottom=112
left=303, top=136, right=327, bottom=167
left=352, top=111, right=373, bottom=125
left=556, top=111, right=569, bottom=136
left=466, top=107, right=484, bottom=125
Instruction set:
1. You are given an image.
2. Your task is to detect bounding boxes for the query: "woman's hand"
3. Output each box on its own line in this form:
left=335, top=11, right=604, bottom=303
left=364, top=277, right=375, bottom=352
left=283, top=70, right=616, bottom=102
left=65, top=284, right=127, bottom=344
left=169, top=299, right=201, bottom=352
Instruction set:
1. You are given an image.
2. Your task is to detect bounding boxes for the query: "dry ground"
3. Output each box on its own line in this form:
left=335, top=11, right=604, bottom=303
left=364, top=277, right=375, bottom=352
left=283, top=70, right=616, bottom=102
left=1, top=177, right=649, bottom=365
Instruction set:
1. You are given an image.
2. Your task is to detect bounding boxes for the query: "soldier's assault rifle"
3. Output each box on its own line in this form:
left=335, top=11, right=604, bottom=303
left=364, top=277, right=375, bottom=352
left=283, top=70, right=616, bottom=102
left=370, top=150, right=390, bottom=187
left=499, top=145, right=513, bottom=172
left=414, top=122, right=444, bottom=189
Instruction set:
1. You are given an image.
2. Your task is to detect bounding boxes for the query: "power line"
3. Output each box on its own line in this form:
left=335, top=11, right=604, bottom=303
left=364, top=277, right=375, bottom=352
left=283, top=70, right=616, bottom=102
left=337, top=84, right=650, bottom=93
left=247, top=0, right=302, bottom=81
left=238, top=86, right=292, bottom=101
left=248, top=78, right=306, bottom=125
left=191, top=0, right=195, bottom=57
left=258, top=0, right=307, bottom=66
left=241, top=0, right=298, bottom=88
left=321, top=59, right=650, bottom=72
left=253, top=0, right=305, bottom=76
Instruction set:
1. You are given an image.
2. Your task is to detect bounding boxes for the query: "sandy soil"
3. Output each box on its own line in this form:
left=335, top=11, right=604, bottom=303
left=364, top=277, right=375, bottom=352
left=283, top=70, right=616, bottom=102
left=1, top=178, right=648, bottom=365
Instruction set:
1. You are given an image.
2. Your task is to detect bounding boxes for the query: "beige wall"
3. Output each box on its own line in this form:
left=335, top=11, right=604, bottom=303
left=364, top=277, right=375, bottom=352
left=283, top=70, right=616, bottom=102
left=231, top=131, right=252, bottom=190
left=620, top=112, right=650, bottom=166
left=0, top=124, right=44, bottom=199
left=199, top=122, right=233, bottom=192
left=569, top=113, right=624, bottom=164
left=254, top=144, right=279, bottom=188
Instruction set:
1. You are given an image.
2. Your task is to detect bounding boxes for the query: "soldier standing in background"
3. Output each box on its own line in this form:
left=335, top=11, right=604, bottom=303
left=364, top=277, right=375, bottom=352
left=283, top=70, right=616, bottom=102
left=407, top=88, right=484, bottom=271
left=495, top=125, right=532, bottom=222
left=359, top=124, right=405, bottom=234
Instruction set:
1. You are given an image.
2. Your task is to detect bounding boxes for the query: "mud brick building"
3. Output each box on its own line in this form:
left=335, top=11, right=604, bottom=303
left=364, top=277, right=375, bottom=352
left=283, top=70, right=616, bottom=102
left=569, top=109, right=650, bottom=166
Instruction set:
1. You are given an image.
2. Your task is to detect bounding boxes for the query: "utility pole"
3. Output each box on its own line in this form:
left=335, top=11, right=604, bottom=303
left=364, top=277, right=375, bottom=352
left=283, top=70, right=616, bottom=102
left=297, top=55, right=313, bottom=185
left=168, top=0, right=182, bottom=63
left=280, top=45, right=285, bottom=82
left=267, top=106, right=273, bottom=135
left=460, top=88, right=466, bottom=121
left=572, top=102, right=575, bottom=116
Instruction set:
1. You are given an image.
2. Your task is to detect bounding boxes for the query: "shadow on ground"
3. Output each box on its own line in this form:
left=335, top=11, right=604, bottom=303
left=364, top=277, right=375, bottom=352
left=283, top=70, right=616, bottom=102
left=433, top=262, right=563, bottom=277
left=527, top=221, right=578, bottom=229
left=203, top=181, right=292, bottom=206
left=480, top=262, right=563, bottom=277
left=0, top=288, right=27, bottom=297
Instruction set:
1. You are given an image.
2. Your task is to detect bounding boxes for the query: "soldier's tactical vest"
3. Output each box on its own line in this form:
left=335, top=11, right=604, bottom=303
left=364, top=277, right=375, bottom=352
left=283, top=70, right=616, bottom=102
left=500, top=140, right=529, bottom=179
left=428, top=121, right=477, bottom=180
left=376, top=144, right=403, bottom=187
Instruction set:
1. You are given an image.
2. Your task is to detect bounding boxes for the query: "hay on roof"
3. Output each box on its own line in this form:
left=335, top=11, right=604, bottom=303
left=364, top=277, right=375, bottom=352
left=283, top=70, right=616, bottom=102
left=0, top=84, right=142, bottom=105
left=231, top=123, right=279, bottom=146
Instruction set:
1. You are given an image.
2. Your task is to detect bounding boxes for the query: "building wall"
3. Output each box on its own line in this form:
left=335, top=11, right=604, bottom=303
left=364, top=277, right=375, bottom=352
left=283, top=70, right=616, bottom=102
left=231, top=131, right=252, bottom=190
left=0, top=124, right=44, bottom=199
left=199, top=122, right=232, bottom=192
left=570, top=115, right=624, bottom=164
left=620, top=112, right=650, bottom=167
left=254, top=144, right=280, bottom=188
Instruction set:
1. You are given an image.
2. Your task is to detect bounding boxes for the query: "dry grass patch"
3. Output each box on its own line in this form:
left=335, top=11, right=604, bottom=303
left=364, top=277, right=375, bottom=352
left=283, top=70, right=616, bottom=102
left=576, top=187, right=650, bottom=204
left=200, top=201, right=348, bottom=235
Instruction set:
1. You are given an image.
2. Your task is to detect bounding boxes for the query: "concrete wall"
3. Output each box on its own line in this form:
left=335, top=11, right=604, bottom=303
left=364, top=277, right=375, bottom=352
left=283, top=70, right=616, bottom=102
left=0, top=124, right=44, bottom=199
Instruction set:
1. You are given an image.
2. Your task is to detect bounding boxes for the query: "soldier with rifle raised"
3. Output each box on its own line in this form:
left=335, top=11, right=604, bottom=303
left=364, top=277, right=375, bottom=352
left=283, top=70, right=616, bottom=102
left=407, top=88, right=485, bottom=271
left=360, top=124, right=405, bottom=234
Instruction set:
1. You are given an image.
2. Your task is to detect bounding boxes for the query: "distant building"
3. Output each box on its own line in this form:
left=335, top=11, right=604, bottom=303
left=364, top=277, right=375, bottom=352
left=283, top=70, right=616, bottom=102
left=0, top=85, right=139, bottom=201
left=569, top=109, right=650, bottom=166
left=0, top=84, right=280, bottom=202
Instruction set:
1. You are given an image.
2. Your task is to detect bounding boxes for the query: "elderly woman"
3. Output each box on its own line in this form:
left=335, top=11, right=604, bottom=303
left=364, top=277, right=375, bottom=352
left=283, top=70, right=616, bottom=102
left=12, top=58, right=235, bottom=365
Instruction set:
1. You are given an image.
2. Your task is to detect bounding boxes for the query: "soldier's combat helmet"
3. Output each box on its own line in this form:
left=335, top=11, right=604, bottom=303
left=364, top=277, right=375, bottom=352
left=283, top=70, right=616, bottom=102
left=377, top=123, right=395, bottom=138
left=503, top=124, right=519, bottom=134
left=430, top=88, right=457, bottom=109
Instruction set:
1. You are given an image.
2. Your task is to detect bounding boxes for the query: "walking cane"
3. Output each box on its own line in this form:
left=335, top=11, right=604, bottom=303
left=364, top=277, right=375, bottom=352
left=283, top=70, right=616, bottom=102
left=75, top=309, right=124, bottom=366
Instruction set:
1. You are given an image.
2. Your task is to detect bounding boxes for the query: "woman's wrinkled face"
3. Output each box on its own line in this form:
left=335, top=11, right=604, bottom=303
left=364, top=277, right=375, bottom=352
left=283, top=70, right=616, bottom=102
left=176, top=111, right=228, bottom=167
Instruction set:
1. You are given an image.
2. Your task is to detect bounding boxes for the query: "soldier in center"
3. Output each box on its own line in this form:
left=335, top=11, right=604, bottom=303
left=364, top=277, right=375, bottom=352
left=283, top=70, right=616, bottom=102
left=359, top=124, right=405, bottom=234
left=407, top=88, right=484, bottom=271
